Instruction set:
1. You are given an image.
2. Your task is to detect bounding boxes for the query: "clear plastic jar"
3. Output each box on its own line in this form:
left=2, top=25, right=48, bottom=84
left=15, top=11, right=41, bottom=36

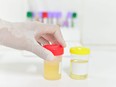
left=43, top=44, right=64, bottom=80
left=70, top=47, right=90, bottom=80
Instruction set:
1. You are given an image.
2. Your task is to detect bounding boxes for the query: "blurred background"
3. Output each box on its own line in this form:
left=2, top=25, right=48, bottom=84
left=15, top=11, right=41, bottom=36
left=0, top=0, right=116, bottom=87
left=0, top=0, right=116, bottom=46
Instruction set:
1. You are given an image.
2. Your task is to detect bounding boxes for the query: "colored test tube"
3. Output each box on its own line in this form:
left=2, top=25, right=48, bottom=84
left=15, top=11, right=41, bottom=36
left=53, top=12, right=62, bottom=25
left=63, top=12, right=72, bottom=28
left=48, top=12, right=54, bottom=24
left=38, top=12, right=43, bottom=22
left=72, top=12, right=77, bottom=19
left=56, top=12, right=62, bottom=26
left=42, top=12, right=48, bottom=24
left=27, top=11, right=33, bottom=21
left=67, top=12, right=73, bottom=28
left=72, top=12, right=78, bottom=28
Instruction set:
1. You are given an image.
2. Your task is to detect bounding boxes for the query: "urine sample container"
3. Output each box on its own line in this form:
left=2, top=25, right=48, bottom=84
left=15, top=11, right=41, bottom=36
left=70, top=46, right=90, bottom=80
left=43, top=44, right=64, bottom=80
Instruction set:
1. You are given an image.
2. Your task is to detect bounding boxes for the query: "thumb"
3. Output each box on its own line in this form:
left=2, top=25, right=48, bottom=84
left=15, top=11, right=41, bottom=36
left=31, top=41, right=54, bottom=61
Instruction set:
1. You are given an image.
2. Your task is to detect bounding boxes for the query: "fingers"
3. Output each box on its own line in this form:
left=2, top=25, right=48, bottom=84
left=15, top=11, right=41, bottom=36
left=31, top=40, right=54, bottom=61
left=36, top=37, right=50, bottom=46
left=34, top=22, right=66, bottom=47
left=46, top=25, right=66, bottom=47
left=42, top=34, right=59, bottom=44
left=34, top=23, right=57, bottom=34
left=41, top=24, right=66, bottom=47
left=54, top=29, right=66, bottom=47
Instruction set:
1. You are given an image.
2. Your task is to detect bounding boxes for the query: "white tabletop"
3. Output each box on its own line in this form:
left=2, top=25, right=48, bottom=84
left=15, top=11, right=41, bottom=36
left=0, top=45, right=116, bottom=87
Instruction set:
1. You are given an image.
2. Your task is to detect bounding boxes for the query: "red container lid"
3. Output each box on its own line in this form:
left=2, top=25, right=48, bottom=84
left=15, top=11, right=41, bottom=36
left=42, top=12, right=48, bottom=18
left=43, top=44, right=64, bottom=56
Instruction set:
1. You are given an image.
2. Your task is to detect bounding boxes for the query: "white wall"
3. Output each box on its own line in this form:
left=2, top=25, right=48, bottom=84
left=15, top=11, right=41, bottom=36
left=0, top=0, right=28, bottom=22
left=82, top=0, right=116, bottom=45
left=28, top=0, right=81, bottom=12
left=0, top=0, right=81, bottom=22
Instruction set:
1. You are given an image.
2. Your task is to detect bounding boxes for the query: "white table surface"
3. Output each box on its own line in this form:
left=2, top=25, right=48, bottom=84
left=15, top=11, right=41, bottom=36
left=0, top=45, right=116, bottom=87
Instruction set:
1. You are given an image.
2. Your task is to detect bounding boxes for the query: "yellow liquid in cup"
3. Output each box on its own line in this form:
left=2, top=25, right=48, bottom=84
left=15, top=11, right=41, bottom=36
left=70, top=59, right=88, bottom=80
left=44, top=61, right=61, bottom=80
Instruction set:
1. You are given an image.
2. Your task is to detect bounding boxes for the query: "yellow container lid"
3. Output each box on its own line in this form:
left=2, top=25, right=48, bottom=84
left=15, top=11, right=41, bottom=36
left=70, top=46, right=90, bottom=55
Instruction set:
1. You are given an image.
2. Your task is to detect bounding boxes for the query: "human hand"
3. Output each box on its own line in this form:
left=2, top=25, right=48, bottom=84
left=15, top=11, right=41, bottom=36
left=0, top=20, right=66, bottom=60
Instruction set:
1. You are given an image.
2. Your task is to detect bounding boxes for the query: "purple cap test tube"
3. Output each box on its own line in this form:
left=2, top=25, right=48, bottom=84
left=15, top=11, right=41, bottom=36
left=48, top=12, right=54, bottom=18
left=48, top=12, right=54, bottom=24
left=63, top=12, right=72, bottom=27
left=55, top=12, right=62, bottom=18
left=54, top=12, right=62, bottom=25
left=38, top=12, right=43, bottom=18
left=37, top=12, right=43, bottom=22
left=67, top=12, right=72, bottom=18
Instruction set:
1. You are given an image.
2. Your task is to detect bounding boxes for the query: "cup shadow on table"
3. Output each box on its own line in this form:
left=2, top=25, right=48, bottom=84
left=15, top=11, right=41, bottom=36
left=0, top=62, right=43, bottom=76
